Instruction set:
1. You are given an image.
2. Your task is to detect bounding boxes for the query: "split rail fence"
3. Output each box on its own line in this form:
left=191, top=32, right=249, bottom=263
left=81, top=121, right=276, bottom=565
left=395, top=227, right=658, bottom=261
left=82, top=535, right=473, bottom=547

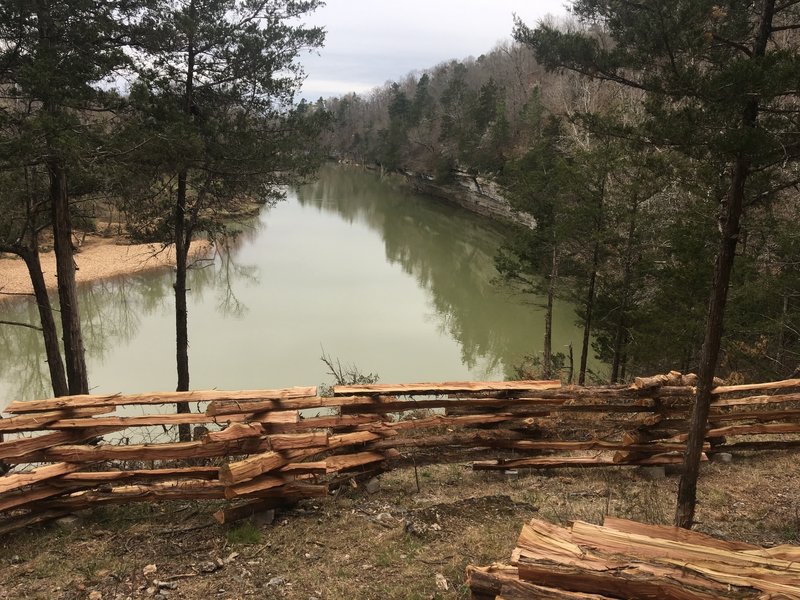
left=0, top=372, right=798, bottom=533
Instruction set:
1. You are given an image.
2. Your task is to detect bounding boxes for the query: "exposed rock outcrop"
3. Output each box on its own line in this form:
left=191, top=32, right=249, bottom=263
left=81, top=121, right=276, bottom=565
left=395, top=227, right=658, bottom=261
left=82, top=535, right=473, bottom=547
left=400, top=170, right=537, bottom=230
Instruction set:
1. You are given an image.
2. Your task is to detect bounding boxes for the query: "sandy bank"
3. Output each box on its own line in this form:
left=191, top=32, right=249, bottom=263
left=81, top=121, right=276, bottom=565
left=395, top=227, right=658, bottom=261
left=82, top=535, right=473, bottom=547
left=0, top=236, right=213, bottom=296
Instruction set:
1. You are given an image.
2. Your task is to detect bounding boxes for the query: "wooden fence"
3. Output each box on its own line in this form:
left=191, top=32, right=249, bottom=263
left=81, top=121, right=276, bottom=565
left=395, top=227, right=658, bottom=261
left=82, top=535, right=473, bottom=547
left=1, top=373, right=798, bottom=533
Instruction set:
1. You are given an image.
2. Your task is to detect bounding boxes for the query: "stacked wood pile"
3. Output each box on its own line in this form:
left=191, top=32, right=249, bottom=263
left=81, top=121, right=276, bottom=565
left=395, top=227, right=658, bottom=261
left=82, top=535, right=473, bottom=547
left=0, top=374, right=798, bottom=533
left=466, top=516, right=800, bottom=599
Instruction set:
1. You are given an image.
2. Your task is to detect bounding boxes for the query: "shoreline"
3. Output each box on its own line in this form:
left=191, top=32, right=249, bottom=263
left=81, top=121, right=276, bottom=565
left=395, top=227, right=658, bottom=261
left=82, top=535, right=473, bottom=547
left=337, top=160, right=537, bottom=229
left=0, top=236, right=213, bottom=298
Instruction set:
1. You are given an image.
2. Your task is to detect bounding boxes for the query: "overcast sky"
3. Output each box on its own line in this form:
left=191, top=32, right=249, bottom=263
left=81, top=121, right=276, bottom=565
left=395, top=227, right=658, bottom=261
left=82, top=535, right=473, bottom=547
left=299, top=0, right=568, bottom=99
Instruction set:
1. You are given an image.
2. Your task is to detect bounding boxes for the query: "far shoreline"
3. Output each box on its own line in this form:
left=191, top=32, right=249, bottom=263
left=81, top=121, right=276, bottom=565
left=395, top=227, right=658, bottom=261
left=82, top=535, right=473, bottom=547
left=0, top=236, right=213, bottom=299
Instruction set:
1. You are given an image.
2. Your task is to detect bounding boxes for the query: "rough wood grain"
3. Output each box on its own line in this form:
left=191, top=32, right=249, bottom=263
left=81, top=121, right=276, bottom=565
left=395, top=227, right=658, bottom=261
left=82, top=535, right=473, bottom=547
left=223, top=474, right=287, bottom=499
left=711, top=379, right=800, bottom=395
left=601, top=516, right=759, bottom=552
left=57, top=467, right=220, bottom=484
left=0, top=427, right=121, bottom=461
left=43, top=413, right=251, bottom=429
left=206, top=395, right=393, bottom=416
left=473, top=453, right=699, bottom=470
left=325, top=451, right=388, bottom=473
left=218, top=451, right=288, bottom=486
left=673, top=422, right=800, bottom=441
left=711, top=392, right=800, bottom=407
left=5, top=387, right=317, bottom=414
left=0, top=407, right=113, bottom=433
left=332, top=380, right=561, bottom=396
left=0, top=482, right=92, bottom=512
left=268, top=432, right=329, bottom=451
left=6, top=436, right=265, bottom=464
left=201, top=423, right=264, bottom=443
left=0, top=462, right=85, bottom=494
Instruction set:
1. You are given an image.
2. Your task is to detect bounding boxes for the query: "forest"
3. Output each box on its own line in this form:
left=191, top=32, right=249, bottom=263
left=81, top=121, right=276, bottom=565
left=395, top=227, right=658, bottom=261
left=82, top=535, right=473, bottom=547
left=0, top=0, right=329, bottom=441
left=1, top=1, right=799, bottom=534
left=323, top=8, right=800, bottom=390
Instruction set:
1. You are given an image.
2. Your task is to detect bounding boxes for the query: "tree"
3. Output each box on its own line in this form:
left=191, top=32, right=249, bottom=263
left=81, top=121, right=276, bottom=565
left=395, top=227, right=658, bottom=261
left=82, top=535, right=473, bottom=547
left=0, top=0, right=137, bottom=395
left=0, top=168, right=68, bottom=397
left=517, top=0, right=800, bottom=528
left=124, top=0, right=325, bottom=439
left=498, top=113, right=570, bottom=380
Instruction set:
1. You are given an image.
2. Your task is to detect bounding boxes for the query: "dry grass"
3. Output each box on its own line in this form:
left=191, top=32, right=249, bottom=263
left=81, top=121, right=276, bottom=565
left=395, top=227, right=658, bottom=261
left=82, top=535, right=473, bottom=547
left=0, top=451, right=798, bottom=600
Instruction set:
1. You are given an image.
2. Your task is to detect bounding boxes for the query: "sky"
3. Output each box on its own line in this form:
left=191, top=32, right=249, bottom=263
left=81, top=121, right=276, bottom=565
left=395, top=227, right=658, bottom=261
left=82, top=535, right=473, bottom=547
left=299, top=0, right=568, bottom=99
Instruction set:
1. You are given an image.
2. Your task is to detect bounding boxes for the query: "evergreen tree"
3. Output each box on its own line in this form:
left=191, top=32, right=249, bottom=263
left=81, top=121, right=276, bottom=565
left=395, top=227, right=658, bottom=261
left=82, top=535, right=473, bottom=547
left=516, top=0, right=800, bottom=528
left=0, top=0, right=137, bottom=395
left=123, top=0, right=325, bottom=439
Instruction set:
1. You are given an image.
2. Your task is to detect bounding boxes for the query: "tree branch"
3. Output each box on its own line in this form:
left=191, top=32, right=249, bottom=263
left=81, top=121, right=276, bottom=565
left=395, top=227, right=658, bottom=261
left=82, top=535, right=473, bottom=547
left=0, top=320, right=43, bottom=332
left=711, top=34, right=753, bottom=57
left=775, top=0, right=800, bottom=13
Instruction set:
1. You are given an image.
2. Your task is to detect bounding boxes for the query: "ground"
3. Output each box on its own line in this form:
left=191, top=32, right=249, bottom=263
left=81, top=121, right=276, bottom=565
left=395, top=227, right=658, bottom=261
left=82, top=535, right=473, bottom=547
left=0, top=236, right=212, bottom=296
left=1, top=452, right=798, bottom=600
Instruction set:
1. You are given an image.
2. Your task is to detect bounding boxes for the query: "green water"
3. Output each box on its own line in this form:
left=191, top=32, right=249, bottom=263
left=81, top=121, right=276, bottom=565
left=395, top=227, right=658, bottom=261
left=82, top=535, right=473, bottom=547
left=0, top=165, right=594, bottom=407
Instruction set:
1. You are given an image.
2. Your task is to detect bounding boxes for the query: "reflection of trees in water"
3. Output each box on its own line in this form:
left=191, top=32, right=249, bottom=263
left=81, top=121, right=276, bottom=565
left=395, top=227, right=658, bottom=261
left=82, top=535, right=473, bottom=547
left=297, top=165, right=546, bottom=378
left=0, top=300, right=53, bottom=401
left=0, top=235, right=259, bottom=401
left=205, top=236, right=260, bottom=318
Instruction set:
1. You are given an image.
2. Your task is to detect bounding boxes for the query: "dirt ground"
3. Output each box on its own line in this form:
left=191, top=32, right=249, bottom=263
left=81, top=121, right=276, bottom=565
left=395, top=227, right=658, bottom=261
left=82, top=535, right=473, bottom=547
left=1, top=451, right=798, bottom=600
left=0, top=236, right=212, bottom=296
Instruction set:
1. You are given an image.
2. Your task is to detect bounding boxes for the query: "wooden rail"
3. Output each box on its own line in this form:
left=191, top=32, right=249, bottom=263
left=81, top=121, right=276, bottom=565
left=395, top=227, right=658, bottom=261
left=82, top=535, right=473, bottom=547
left=1, top=373, right=798, bottom=532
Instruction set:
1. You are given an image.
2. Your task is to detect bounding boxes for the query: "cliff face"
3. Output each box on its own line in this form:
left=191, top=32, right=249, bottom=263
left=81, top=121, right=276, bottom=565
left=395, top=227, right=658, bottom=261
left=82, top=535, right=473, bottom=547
left=399, top=169, right=537, bottom=230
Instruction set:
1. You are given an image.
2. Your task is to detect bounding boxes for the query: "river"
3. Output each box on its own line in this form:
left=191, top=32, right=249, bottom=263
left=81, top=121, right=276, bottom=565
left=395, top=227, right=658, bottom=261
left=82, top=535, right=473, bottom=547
left=0, top=165, right=594, bottom=407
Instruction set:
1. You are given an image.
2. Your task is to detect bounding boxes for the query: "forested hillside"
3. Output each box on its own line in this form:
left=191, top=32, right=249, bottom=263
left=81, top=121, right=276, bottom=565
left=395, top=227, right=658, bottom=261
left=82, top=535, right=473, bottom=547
left=323, top=15, right=800, bottom=387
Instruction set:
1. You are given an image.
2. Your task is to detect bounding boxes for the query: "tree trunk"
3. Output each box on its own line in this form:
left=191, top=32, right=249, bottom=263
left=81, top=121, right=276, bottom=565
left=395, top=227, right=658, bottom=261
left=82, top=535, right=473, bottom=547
left=674, top=158, right=748, bottom=529
left=36, top=0, right=87, bottom=396
left=611, top=199, right=638, bottom=383
left=674, top=0, right=774, bottom=530
left=174, top=0, right=197, bottom=442
left=610, top=318, right=626, bottom=384
left=49, top=161, right=89, bottom=395
left=578, top=241, right=599, bottom=386
left=567, top=343, right=574, bottom=384
left=20, top=245, right=68, bottom=397
left=776, top=294, right=788, bottom=371
left=543, top=244, right=558, bottom=379
left=174, top=170, right=191, bottom=441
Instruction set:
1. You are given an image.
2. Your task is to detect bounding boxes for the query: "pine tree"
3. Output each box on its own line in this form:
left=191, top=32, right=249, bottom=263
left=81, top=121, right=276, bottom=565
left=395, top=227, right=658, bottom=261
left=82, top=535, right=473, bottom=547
left=123, top=0, right=325, bottom=439
left=516, top=0, right=800, bottom=528
left=0, top=0, right=138, bottom=395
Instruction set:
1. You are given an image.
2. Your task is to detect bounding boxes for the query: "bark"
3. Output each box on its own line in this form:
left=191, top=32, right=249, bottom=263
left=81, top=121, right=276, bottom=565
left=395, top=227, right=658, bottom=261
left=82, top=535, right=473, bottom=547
left=19, top=245, right=68, bottom=397
left=776, top=294, right=788, bottom=370
left=174, top=168, right=190, bottom=440
left=675, top=160, right=749, bottom=528
left=675, top=0, right=776, bottom=530
left=36, top=0, right=88, bottom=395
left=578, top=172, right=605, bottom=385
left=611, top=199, right=638, bottom=383
left=578, top=241, right=599, bottom=385
left=174, top=0, right=197, bottom=442
left=567, top=342, right=574, bottom=384
left=49, top=161, right=88, bottom=394
left=543, top=244, right=558, bottom=378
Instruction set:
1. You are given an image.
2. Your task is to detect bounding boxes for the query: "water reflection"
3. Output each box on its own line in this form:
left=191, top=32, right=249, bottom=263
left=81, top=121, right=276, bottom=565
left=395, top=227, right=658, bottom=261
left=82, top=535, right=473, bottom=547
left=297, top=165, right=582, bottom=378
left=0, top=243, right=257, bottom=403
left=1, top=165, right=589, bottom=405
left=0, top=300, right=53, bottom=401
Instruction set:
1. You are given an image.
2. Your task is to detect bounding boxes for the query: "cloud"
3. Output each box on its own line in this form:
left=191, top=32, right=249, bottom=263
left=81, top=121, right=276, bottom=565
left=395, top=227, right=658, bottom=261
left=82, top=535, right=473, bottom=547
left=300, top=0, right=567, bottom=98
